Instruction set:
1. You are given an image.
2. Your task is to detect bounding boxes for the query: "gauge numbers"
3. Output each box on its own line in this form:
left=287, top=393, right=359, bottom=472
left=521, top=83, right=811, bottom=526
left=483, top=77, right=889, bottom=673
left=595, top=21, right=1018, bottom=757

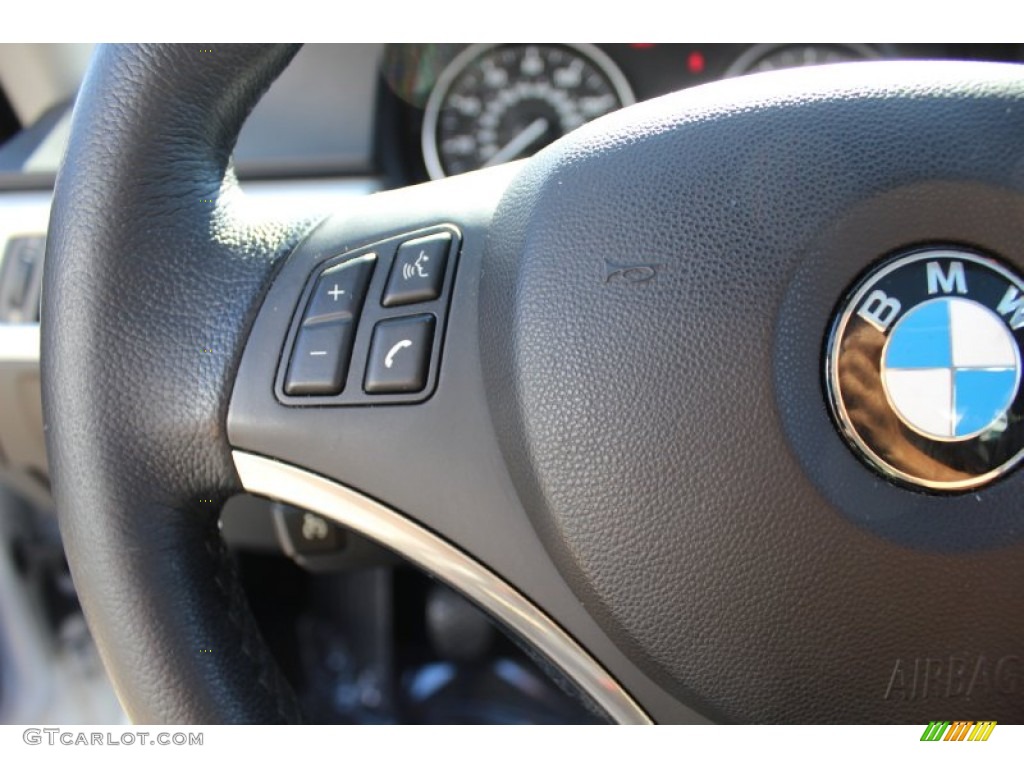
left=422, top=44, right=634, bottom=179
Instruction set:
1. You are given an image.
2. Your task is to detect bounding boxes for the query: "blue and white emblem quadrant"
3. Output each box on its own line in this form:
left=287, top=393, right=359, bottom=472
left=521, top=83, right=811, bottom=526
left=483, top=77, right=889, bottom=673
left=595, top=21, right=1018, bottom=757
left=882, top=298, right=1019, bottom=439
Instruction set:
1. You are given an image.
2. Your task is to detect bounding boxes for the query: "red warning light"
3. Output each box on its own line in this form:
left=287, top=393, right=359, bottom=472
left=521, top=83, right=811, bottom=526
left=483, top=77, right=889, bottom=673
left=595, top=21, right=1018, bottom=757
left=687, top=50, right=705, bottom=74
left=630, top=43, right=656, bottom=49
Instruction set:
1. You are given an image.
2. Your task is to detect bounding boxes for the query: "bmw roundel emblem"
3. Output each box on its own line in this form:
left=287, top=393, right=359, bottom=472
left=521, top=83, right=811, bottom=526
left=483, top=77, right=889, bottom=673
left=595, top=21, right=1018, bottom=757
left=826, top=248, right=1024, bottom=491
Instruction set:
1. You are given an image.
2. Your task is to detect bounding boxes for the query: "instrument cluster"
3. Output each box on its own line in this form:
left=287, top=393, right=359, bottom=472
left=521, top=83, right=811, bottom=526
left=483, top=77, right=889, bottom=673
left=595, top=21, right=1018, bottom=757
left=379, top=43, right=1023, bottom=183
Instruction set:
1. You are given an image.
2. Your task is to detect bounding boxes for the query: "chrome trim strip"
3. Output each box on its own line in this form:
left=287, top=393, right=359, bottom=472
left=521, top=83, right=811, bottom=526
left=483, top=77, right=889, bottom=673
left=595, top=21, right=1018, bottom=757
left=0, top=192, right=50, bottom=364
left=0, top=191, right=51, bottom=241
left=0, top=324, right=40, bottom=362
left=233, top=450, right=653, bottom=725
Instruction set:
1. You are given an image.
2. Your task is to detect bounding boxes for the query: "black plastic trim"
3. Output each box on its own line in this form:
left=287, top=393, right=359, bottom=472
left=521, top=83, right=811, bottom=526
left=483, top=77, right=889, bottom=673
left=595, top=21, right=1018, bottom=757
left=274, top=224, right=460, bottom=407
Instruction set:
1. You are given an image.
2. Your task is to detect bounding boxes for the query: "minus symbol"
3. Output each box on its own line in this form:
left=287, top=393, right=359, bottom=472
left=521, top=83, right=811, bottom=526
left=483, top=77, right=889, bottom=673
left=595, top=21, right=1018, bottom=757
left=310, top=351, right=327, bottom=356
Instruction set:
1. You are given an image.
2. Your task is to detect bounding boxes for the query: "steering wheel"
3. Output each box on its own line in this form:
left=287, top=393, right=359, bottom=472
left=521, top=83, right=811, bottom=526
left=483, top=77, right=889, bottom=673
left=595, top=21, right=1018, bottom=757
left=41, top=44, right=1024, bottom=724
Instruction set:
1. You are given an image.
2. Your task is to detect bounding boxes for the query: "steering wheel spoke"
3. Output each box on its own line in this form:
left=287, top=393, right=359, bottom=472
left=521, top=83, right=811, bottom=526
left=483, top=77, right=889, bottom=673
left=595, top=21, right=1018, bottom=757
left=227, top=165, right=670, bottom=724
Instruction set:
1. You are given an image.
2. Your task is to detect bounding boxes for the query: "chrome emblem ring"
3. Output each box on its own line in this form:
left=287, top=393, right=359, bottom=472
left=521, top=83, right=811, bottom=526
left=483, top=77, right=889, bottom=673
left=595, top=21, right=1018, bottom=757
left=827, top=249, right=1024, bottom=491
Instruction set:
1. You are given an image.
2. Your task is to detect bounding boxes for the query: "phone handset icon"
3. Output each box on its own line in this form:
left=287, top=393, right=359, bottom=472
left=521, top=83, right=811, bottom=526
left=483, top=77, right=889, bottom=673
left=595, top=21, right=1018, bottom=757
left=384, top=339, right=413, bottom=368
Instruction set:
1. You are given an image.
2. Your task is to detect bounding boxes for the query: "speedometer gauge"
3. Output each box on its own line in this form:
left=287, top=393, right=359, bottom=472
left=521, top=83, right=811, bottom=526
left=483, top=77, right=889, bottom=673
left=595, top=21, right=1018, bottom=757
left=725, top=44, right=879, bottom=77
left=422, top=44, right=634, bottom=179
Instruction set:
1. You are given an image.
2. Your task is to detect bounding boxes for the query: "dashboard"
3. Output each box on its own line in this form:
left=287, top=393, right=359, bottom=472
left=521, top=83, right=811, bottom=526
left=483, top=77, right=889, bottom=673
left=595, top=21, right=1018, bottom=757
left=378, top=43, right=1024, bottom=184
left=1, top=44, right=1022, bottom=191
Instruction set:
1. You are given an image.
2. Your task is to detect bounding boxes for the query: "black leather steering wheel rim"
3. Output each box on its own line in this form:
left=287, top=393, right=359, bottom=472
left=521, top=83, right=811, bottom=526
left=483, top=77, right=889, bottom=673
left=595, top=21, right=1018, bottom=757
left=42, top=44, right=307, bottom=723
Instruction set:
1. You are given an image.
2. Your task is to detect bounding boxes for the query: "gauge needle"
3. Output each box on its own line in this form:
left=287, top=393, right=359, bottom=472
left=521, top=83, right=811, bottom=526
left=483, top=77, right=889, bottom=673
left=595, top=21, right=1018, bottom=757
left=483, top=117, right=550, bottom=167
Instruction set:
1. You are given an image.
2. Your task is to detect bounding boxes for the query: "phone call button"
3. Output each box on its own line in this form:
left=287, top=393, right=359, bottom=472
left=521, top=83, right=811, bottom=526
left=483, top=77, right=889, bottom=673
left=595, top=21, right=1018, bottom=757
left=364, top=315, right=435, bottom=394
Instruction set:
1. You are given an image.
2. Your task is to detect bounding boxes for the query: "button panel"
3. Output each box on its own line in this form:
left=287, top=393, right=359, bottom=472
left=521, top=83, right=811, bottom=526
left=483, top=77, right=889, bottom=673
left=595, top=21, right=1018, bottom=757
left=276, top=225, right=459, bottom=406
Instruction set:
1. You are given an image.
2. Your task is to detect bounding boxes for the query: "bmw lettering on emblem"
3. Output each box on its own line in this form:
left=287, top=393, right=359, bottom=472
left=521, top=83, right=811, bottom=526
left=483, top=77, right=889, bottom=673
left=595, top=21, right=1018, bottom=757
left=827, top=249, right=1024, bottom=491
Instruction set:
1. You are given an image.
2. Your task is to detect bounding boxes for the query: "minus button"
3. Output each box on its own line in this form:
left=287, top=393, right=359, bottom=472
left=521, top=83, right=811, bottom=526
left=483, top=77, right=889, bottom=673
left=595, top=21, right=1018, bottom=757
left=284, top=322, right=355, bottom=396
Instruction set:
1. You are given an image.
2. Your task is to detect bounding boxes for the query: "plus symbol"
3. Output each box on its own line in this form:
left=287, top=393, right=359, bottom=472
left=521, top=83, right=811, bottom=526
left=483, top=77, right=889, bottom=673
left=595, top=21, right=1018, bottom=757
left=328, top=284, right=345, bottom=301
